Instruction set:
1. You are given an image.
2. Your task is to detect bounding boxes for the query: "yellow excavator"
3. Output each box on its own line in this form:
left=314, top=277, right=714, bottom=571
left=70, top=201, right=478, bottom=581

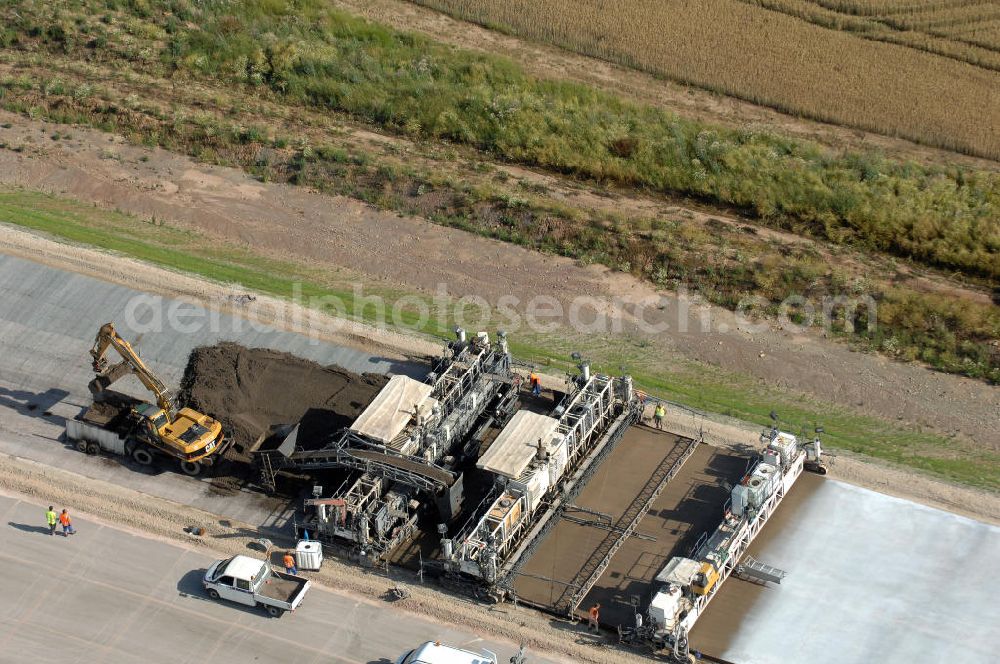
left=85, top=322, right=227, bottom=475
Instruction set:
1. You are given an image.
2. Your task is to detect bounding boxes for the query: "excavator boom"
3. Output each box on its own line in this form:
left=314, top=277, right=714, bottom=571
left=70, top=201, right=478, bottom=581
left=89, top=323, right=172, bottom=415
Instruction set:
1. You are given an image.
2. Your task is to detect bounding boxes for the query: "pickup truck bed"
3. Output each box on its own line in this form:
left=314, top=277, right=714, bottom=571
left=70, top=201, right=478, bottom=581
left=259, top=571, right=309, bottom=609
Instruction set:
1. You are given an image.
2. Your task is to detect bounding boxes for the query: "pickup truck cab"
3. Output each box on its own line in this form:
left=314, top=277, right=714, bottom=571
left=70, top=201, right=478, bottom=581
left=396, top=642, right=499, bottom=664
left=203, top=555, right=310, bottom=617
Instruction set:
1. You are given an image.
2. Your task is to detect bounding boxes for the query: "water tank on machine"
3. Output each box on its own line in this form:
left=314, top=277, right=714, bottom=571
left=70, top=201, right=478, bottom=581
left=295, top=540, right=323, bottom=571
left=731, top=484, right=749, bottom=516
left=747, top=475, right=767, bottom=508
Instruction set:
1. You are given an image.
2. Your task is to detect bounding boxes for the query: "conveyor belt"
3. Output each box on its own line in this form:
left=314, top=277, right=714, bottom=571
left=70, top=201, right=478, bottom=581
left=291, top=447, right=457, bottom=486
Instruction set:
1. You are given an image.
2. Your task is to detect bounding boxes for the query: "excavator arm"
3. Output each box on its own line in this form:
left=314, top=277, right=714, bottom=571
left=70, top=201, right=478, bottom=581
left=89, top=322, right=174, bottom=417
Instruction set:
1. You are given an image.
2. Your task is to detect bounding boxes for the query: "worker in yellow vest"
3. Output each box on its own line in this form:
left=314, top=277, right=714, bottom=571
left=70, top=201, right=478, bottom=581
left=45, top=506, right=58, bottom=536
left=653, top=403, right=666, bottom=430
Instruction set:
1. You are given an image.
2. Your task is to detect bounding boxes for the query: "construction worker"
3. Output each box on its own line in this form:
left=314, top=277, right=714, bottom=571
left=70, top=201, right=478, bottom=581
left=58, top=509, right=76, bottom=536
left=653, top=403, right=666, bottom=430
left=529, top=371, right=541, bottom=397
left=45, top=506, right=58, bottom=536
left=587, top=603, right=601, bottom=633
left=283, top=551, right=298, bottom=575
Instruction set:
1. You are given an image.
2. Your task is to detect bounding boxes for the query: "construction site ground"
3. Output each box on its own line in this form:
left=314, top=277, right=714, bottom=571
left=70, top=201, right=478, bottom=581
left=1, top=243, right=999, bottom=662
left=0, top=252, right=425, bottom=529
left=513, top=426, right=748, bottom=629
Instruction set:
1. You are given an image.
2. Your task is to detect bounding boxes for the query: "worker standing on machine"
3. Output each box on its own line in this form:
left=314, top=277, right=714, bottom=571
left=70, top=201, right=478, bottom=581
left=653, top=403, right=666, bottom=430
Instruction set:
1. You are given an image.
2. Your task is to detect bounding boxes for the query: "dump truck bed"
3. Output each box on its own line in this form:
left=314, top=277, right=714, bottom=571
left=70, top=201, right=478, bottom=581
left=67, top=392, right=144, bottom=456
left=81, top=391, right=142, bottom=430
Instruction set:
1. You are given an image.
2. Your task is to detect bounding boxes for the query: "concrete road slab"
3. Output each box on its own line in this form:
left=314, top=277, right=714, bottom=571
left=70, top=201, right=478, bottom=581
left=0, top=494, right=555, bottom=664
left=692, top=476, right=1000, bottom=664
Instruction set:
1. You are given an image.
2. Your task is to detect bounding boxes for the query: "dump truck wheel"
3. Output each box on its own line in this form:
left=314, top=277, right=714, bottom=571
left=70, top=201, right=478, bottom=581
left=75, top=439, right=88, bottom=453
left=180, top=460, right=203, bottom=477
left=266, top=606, right=284, bottom=618
left=207, top=588, right=220, bottom=600
left=86, top=442, right=101, bottom=455
left=132, top=448, right=154, bottom=466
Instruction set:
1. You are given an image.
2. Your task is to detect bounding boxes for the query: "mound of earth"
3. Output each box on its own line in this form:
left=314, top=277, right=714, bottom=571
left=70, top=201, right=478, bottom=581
left=177, top=342, right=388, bottom=451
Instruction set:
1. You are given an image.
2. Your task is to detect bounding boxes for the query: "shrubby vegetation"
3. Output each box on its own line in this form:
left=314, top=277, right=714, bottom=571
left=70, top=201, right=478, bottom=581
left=3, top=0, right=999, bottom=281
left=0, top=0, right=997, bottom=382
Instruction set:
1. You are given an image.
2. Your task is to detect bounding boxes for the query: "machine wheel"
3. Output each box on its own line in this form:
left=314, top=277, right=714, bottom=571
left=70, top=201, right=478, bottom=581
left=207, top=588, right=220, bottom=600
left=806, top=462, right=829, bottom=475
left=132, top=447, right=154, bottom=466
left=86, top=442, right=101, bottom=456
left=179, top=460, right=203, bottom=477
left=75, top=439, right=88, bottom=453
left=266, top=606, right=284, bottom=618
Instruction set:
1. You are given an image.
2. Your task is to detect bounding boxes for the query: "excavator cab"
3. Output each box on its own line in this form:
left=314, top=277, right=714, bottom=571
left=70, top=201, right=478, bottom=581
left=132, top=402, right=223, bottom=462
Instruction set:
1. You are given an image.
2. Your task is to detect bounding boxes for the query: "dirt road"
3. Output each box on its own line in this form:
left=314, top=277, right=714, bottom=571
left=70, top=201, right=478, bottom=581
left=1, top=113, right=996, bottom=455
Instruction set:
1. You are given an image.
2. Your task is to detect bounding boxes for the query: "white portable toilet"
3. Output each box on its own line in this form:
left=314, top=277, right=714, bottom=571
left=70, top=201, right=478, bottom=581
left=295, top=539, right=323, bottom=571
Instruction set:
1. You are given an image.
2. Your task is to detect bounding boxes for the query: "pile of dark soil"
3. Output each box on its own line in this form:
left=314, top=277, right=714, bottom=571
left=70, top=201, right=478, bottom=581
left=177, top=342, right=387, bottom=452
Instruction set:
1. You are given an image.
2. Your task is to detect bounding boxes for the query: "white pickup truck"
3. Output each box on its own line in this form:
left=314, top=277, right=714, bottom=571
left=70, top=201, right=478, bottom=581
left=203, top=555, right=310, bottom=618
left=397, top=642, right=527, bottom=664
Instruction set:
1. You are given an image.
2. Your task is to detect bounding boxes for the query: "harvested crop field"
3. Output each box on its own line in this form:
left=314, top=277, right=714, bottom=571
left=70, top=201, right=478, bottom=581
left=178, top=342, right=388, bottom=452
left=412, top=0, right=1000, bottom=159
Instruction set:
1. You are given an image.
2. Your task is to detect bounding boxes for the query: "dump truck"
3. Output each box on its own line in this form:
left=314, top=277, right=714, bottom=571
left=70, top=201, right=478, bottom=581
left=65, top=322, right=228, bottom=476
left=203, top=554, right=310, bottom=618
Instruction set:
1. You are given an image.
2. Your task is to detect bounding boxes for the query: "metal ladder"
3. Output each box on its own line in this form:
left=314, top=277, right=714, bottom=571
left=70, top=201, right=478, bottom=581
left=258, top=451, right=276, bottom=493
left=735, top=555, right=787, bottom=585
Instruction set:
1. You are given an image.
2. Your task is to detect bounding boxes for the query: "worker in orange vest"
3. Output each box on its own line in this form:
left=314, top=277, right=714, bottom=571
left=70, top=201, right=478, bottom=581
left=283, top=551, right=298, bottom=575
left=58, top=509, right=76, bottom=536
left=587, top=602, right=600, bottom=632
left=529, top=371, right=541, bottom=396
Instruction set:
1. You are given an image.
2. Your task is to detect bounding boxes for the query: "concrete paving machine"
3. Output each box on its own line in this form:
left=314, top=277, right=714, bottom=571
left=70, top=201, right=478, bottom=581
left=441, top=362, right=639, bottom=593
left=641, top=424, right=823, bottom=658
left=276, top=328, right=517, bottom=563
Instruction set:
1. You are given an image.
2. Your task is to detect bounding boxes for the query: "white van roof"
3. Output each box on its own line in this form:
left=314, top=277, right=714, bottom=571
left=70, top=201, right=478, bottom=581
left=403, top=641, right=497, bottom=664
left=222, top=555, right=268, bottom=581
